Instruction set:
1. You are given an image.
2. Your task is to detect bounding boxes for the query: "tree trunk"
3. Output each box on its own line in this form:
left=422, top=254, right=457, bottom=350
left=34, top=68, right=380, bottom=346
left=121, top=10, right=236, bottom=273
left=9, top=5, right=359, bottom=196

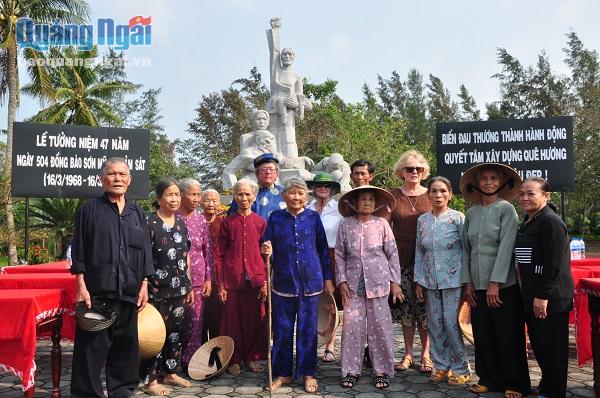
left=5, top=45, right=18, bottom=265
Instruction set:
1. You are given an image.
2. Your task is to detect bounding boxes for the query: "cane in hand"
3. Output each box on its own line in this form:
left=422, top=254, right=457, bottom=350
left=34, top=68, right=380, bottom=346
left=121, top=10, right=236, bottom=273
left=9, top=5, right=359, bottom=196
left=263, top=241, right=273, bottom=397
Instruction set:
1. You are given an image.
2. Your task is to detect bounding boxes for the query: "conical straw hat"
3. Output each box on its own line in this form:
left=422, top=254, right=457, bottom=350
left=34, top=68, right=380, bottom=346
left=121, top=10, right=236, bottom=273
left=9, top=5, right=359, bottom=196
left=458, top=301, right=474, bottom=345
left=138, top=303, right=166, bottom=359
left=317, top=292, right=340, bottom=346
left=188, top=336, right=235, bottom=381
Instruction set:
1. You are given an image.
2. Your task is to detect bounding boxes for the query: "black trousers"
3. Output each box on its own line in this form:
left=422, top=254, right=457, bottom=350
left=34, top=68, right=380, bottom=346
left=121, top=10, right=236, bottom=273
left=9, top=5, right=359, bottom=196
left=201, top=287, right=221, bottom=342
left=71, top=301, right=139, bottom=398
left=526, top=311, right=570, bottom=398
left=472, top=284, right=531, bottom=395
left=140, top=295, right=186, bottom=383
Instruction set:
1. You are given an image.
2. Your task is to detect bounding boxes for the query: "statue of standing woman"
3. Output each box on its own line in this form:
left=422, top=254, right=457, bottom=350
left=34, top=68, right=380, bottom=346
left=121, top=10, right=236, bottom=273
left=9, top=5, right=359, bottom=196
left=266, top=17, right=312, bottom=159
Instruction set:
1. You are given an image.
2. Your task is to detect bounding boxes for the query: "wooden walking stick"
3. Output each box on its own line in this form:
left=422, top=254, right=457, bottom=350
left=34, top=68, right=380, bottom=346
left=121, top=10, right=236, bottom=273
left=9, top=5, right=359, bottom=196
left=264, top=246, right=273, bottom=397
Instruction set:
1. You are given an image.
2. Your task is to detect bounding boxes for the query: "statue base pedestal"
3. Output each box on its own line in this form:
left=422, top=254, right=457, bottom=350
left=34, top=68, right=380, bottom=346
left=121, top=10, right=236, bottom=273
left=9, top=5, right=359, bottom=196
left=279, top=168, right=314, bottom=184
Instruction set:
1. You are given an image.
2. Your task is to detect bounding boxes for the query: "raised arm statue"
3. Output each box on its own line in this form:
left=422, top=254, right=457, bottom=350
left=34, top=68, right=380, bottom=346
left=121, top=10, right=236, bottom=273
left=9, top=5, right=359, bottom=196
left=265, top=17, right=312, bottom=159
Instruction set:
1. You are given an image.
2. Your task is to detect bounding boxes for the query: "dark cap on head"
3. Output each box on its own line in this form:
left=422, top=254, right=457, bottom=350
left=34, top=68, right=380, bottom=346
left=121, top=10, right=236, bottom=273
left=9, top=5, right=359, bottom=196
left=253, top=153, right=279, bottom=168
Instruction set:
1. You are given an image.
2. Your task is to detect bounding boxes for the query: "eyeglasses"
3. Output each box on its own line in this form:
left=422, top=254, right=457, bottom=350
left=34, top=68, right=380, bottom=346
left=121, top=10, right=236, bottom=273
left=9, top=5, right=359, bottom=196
left=258, top=167, right=277, bottom=174
left=314, top=183, right=331, bottom=189
left=404, top=167, right=424, bottom=173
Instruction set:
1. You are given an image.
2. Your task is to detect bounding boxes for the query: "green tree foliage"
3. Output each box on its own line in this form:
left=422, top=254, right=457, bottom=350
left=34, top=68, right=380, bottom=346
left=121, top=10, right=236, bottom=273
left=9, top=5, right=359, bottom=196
left=180, top=67, right=268, bottom=189
left=23, top=47, right=136, bottom=126
left=457, top=84, right=481, bottom=121
left=29, top=198, right=83, bottom=258
left=0, top=0, right=90, bottom=265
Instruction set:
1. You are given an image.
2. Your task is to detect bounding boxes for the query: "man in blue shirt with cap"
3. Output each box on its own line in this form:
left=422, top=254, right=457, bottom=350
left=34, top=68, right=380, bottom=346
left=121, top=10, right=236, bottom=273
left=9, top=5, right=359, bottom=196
left=228, top=153, right=286, bottom=220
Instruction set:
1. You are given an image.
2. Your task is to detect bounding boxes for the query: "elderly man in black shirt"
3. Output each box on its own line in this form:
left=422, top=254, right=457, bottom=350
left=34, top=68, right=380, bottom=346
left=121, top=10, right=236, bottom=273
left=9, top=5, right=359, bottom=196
left=70, top=157, right=154, bottom=398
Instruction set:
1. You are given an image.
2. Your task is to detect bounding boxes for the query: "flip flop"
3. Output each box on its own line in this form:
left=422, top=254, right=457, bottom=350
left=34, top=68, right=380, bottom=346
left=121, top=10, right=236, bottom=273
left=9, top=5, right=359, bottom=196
left=322, top=349, right=336, bottom=362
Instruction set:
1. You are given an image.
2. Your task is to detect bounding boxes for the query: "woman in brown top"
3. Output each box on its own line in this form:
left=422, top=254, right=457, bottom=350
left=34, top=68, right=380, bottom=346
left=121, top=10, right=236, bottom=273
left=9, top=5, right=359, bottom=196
left=389, top=150, right=433, bottom=373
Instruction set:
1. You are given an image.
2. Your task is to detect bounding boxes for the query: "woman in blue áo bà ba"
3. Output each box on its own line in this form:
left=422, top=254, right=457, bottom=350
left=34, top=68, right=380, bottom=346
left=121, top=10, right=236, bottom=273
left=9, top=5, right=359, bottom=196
left=261, top=177, right=335, bottom=394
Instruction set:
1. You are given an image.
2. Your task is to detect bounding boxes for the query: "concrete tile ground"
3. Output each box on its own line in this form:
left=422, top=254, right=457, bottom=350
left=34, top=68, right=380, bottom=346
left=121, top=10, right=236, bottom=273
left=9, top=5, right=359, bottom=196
left=0, top=324, right=594, bottom=397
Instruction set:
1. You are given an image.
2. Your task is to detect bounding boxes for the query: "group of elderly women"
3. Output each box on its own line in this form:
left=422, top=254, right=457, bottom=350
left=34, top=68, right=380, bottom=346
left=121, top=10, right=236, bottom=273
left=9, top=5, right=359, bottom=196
left=140, top=148, right=573, bottom=398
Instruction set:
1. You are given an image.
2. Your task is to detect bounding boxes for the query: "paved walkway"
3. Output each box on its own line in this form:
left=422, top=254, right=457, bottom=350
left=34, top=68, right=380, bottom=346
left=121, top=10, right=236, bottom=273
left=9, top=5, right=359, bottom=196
left=0, top=324, right=594, bottom=397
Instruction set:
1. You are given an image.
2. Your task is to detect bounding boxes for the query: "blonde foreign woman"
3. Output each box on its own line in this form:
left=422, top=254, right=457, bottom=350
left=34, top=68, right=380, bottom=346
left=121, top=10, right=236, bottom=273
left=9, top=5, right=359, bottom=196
left=459, top=163, right=530, bottom=398
left=389, top=150, right=433, bottom=373
left=414, top=177, right=471, bottom=385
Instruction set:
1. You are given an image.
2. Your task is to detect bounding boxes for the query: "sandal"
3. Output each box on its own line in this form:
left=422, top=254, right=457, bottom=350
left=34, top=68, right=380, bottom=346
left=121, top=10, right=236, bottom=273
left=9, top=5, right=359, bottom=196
left=467, top=383, right=489, bottom=393
left=418, top=357, right=433, bottom=373
left=304, top=376, right=319, bottom=393
left=429, top=369, right=450, bottom=382
left=140, top=384, right=170, bottom=396
left=505, top=389, right=523, bottom=398
left=447, top=373, right=470, bottom=385
left=341, top=374, right=359, bottom=388
left=163, top=374, right=191, bottom=388
left=267, top=376, right=292, bottom=391
left=373, top=375, right=389, bottom=389
left=394, top=355, right=413, bottom=371
left=322, top=349, right=335, bottom=362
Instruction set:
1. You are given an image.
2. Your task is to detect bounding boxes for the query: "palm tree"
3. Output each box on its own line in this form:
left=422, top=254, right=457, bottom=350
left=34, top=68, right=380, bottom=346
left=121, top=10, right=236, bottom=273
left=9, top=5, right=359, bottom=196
left=24, top=46, right=136, bottom=126
left=29, top=197, right=83, bottom=258
left=0, top=0, right=90, bottom=265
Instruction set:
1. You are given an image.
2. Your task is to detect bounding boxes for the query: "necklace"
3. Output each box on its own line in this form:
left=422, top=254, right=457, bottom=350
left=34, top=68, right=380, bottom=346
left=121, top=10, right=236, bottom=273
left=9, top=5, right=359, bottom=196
left=404, top=194, right=419, bottom=212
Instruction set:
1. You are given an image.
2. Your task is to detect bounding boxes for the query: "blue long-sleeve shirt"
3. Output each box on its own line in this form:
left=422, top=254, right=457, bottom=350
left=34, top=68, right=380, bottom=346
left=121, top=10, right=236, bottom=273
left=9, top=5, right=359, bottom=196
left=263, top=209, right=331, bottom=296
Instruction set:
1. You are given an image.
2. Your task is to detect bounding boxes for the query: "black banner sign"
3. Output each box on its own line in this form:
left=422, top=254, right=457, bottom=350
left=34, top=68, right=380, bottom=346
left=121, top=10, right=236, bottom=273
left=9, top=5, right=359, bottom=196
left=12, top=122, right=150, bottom=199
left=436, top=116, right=574, bottom=193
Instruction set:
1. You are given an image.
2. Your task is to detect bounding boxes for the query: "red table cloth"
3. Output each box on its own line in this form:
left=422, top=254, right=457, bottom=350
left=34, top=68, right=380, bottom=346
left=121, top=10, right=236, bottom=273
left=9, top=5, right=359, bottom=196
left=1, top=260, right=71, bottom=274
left=0, top=273, right=77, bottom=340
left=571, top=258, right=600, bottom=366
left=0, top=289, right=64, bottom=392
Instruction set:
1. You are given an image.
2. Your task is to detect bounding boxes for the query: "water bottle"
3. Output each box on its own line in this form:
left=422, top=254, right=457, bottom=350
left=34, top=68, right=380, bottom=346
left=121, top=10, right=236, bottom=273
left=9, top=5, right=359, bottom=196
left=580, top=237, right=586, bottom=260
left=570, top=238, right=580, bottom=260
left=66, top=244, right=72, bottom=267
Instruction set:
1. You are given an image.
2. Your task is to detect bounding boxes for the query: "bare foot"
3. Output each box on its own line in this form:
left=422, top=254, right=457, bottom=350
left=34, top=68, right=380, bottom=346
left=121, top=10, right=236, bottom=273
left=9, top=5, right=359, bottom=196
left=247, top=361, right=264, bottom=373
left=268, top=376, right=292, bottom=391
left=163, top=373, right=191, bottom=387
left=227, top=363, right=241, bottom=376
left=304, top=376, right=319, bottom=393
left=141, top=381, right=170, bottom=396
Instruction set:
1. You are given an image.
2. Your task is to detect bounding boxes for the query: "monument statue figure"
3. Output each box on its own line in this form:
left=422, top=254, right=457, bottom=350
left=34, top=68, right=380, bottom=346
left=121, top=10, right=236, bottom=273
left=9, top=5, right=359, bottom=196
left=265, top=17, right=313, bottom=159
left=313, top=153, right=352, bottom=193
left=221, top=110, right=314, bottom=190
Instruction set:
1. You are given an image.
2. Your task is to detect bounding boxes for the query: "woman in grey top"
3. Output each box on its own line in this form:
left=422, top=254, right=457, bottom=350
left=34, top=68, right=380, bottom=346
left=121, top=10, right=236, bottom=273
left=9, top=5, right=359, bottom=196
left=459, top=163, right=530, bottom=398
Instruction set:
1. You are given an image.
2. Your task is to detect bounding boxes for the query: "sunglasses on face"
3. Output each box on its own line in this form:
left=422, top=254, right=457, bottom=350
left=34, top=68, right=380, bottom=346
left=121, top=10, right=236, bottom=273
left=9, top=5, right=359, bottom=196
left=404, top=166, right=424, bottom=173
left=315, top=183, right=331, bottom=189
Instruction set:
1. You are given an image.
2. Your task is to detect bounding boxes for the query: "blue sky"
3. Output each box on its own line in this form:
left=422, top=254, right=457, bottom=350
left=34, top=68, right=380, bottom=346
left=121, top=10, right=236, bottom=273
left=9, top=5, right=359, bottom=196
left=3, top=0, right=600, bottom=140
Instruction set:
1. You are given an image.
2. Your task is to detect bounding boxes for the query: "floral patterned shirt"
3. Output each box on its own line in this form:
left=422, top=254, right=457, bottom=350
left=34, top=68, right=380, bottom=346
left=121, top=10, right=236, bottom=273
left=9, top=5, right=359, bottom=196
left=178, top=210, right=213, bottom=287
left=414, top=209, right=464, bottom=289
left=147, top=213, right=192, bottom=299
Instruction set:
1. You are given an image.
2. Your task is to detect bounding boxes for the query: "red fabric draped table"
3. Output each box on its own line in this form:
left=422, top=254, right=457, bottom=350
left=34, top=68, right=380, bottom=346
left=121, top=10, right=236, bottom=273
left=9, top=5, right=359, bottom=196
left=0, top=273, right=77, bottom=340
left=1, top=261, right=71, bottom=274
left=0, top=289, right=65, bottom=397
left=580, top=277, right=600, bottom=398
left=571, top=258, right=600, bottom=367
